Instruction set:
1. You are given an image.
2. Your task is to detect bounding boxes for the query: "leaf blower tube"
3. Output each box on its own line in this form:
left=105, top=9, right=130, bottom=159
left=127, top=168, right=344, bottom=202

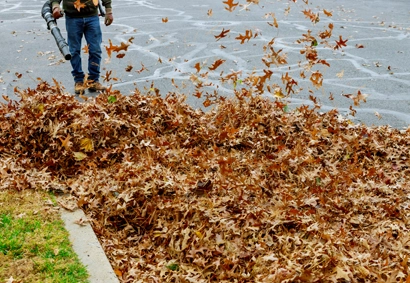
left=41, top=0, right=71, bottom=60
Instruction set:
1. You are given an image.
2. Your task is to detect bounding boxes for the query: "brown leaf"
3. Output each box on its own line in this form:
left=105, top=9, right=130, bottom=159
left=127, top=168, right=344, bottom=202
left=336, top=70, right=344, bottom=78
left=208, top=59, right=226, bottom=71
left=103, top=70, right=113, bottom=82
left=265, top=12, right=279, bottom=28
left=194, top=62, right=201, bottom=73
left=82, top=44, right=89, bottom=54
left=310, top=71, right=323, bottom=88
left=335, top=35, right=348, bottom=49
left=235, top=29, right=253, bottom=44
left=114, top=269, right=123, bottom=277
left=105, top=37, right=134, bottom=58
left=136, top=62, right=148, bottom=73
left=73, top=0, right=86, bottom=12
left=302, top=9, right=319, bottom=23
left=323, top=9, right=333, bottom=17
left=223, top=0, right=239, bottom=12
left=214, top=28, right=230, bottom=41
left=74, top=217, right=90, bottom=226
left=59, top=135, right=72, bottom=151
left=113, top=42, right=130, bottom=53
left=332, top=266, right=351, bottom=282
left=343, top=90, right=369, bottom=106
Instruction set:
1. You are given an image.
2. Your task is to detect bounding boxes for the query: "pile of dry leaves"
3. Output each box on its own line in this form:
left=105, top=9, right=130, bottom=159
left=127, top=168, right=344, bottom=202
left=1, top=81, right=409, bottom=282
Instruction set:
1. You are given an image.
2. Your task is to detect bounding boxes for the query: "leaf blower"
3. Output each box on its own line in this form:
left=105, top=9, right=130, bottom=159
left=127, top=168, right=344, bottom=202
left=41, top=0, right=106, bottom=60
left=41, top=0, right=71, bottom=60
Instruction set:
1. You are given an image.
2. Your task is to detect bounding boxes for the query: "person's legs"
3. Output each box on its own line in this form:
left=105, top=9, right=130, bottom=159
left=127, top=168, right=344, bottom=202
left=84, top=16, right=102, bottom=83
left=65, top=16, right=85, bottom=83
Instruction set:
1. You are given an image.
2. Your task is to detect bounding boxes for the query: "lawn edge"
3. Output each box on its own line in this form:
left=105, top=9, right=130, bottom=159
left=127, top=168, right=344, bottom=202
left=59, top=206, right=120, bottom=283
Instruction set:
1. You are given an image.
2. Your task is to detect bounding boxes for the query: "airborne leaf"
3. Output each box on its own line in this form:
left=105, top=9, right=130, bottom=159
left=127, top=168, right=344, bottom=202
left=273, top=87, right=285, bottom=98
left=336, top=70, right=344, bottom=78
left=266, top=13, right=279, bottom=28
left=335, top=35, right=348, bottom=49
left=214, top=28, right=230, bottom=41
left=323, top=9, right=333, bottom=17
left=208, top=59, right=226, bottom=71
left=73, top=0, right=86, bottom=12
left=223, top=0, right=239, bottom=12
left=235, top=29, right=253, bottom=44
left=310, top=71, right=323, bottom=88
left=194, top=62, right=201, bottom=73
left=82, top=44, right=89, bottom=54
left=343, top=90, right=369, bottom=106
left=105, top=37, right=134, bottom=59
left=302, top=9, right=319, bottom=23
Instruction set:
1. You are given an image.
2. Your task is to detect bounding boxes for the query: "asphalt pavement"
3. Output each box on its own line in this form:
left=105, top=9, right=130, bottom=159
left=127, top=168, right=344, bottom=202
left=1, top=0, right=409, bottom=127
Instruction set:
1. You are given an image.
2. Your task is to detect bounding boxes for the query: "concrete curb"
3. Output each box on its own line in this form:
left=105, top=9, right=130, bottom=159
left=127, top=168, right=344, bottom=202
left=59, top=208, right=120, bottom=283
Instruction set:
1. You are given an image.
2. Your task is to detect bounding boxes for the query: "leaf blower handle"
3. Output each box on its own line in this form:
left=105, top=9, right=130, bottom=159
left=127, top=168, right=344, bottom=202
left=52, top=3, right=64, bottom=20
left=98, top=0, right=106, bottom=17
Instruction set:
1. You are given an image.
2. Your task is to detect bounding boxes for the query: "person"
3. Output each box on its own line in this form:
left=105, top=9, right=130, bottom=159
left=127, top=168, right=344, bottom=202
left=51, top=0, right=114, bottom=94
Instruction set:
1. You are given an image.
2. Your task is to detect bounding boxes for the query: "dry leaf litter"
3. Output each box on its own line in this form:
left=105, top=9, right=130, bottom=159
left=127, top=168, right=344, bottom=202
left=1, top=81, right=410, bottom=282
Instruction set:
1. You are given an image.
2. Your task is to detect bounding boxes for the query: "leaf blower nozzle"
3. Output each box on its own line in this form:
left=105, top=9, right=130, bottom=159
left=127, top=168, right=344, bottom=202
left=41, top=0, right=71, bottom=60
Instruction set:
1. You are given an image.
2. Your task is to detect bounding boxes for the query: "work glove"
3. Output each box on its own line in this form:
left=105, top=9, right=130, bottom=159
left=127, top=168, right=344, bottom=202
left=52, top=3, right=63, bottom=20
left=104, top=8, right=113, bottom=26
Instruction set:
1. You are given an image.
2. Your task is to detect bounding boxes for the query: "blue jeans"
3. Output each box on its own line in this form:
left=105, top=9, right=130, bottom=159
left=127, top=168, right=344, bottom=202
left=65, top=15, right=102, bottom=83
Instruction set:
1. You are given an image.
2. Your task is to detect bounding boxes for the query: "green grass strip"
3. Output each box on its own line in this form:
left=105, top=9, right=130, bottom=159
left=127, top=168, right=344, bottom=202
left=0, top=190, right=89, bottom=283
